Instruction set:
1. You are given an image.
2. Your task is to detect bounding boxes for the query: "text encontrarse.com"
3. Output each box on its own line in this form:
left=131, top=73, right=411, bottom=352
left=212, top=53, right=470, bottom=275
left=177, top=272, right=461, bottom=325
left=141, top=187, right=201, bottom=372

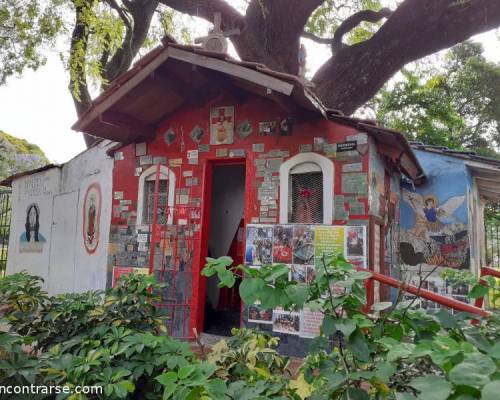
left=0, top=385, right=103, bottom=395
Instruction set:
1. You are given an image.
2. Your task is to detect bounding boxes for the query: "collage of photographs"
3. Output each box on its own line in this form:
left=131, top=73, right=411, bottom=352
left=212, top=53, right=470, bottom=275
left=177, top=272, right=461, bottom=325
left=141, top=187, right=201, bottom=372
left=402, top=269, right=470, bottom=311
left=245, top=224, right=367, bottom=338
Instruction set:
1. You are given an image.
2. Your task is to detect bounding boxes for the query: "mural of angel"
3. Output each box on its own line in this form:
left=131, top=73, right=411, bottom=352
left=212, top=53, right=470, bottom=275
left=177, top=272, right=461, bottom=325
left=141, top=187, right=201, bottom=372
left=400, top=189, right=469, bottom=269
left=403, top=190, right=465, bottom=235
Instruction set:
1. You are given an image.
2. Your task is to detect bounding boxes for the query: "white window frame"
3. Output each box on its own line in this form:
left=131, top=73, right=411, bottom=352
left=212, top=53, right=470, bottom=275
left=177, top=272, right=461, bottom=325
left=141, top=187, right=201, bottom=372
left=137, top=165, right=176, bottom=225
left=279, top=152, right=334, bottom=224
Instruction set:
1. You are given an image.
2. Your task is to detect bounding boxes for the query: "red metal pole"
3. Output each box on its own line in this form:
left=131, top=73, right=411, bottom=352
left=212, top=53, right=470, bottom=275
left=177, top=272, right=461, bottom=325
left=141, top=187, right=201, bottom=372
left=475, top=267, right=500, bottom=309
left=356, top=268, right=490, bottom=318
left=481, top=266, right=500, bottom=279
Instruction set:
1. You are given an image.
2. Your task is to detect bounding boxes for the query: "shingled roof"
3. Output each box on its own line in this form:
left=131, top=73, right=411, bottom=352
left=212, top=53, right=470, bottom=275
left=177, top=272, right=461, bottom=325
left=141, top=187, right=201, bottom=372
left=71, top=41, right=424, bottom=181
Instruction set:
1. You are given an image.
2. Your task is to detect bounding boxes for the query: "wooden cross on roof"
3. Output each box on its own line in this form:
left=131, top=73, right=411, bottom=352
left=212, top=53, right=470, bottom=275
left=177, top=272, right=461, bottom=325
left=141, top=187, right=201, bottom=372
left=195, top=12, right=240, bottom=54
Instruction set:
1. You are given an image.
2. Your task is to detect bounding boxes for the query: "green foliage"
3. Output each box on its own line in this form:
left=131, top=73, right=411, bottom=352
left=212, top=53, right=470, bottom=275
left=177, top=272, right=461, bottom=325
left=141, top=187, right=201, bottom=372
left=0, top=271, right=166, bottom=351
left=305, top=0, right=383, bottom=44
left=205, top=255, right=500, bottom=399
left=2, top=259, right=500, bottom=399
left=0, top=130, right=49, bottom=182
left=0, top=0, right=63, bottom=84
left=376, top=41, right=500, bottom=157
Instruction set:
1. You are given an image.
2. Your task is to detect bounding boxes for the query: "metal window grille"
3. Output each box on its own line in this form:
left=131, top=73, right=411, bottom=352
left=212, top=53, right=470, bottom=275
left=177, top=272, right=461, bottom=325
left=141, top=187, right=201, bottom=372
left=0, top=188, right=11, bottom=277
left=289, top=171, right=323, bottom=224
left=486, top=222, right=500, bottom=269
left=144, top=179, right=168, bottom=224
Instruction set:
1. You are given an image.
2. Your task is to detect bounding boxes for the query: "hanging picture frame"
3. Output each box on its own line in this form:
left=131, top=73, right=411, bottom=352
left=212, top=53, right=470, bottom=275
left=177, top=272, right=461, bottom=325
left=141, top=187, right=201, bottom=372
left=210, top=106, right=234, bottom=145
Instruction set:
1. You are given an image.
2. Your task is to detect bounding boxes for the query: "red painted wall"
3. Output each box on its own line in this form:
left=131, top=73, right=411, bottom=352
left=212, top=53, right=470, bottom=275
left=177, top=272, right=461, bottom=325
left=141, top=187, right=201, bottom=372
left=110, top=92, right=372, bottom=336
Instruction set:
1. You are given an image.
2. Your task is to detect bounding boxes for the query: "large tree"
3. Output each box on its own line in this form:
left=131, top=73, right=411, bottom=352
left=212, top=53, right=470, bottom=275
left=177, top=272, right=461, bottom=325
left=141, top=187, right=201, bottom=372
left=2, top=0, right=500, bottom=144
left=376, top=41, right=500, bottom=157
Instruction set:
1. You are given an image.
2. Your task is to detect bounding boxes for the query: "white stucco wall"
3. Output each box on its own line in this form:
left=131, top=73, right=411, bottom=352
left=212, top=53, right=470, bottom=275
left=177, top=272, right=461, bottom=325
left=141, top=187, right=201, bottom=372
left=6, top=141, right=114, bottom=294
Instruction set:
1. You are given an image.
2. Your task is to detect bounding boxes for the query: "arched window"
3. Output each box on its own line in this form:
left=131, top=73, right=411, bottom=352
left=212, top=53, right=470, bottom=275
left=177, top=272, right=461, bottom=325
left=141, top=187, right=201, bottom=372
left=279, top=153, right=334, bottom=224
left=137, top=165, right=176, bottom=226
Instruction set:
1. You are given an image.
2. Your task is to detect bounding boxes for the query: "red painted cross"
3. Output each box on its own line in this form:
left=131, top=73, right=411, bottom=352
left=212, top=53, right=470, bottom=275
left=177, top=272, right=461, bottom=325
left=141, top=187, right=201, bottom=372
left=211, top=108, right=232, bottom=125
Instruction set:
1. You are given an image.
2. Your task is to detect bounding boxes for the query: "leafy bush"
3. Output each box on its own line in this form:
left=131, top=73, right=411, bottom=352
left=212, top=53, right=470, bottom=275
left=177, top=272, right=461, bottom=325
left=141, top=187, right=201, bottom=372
left=204, top=254, right=500, bottom=399
left=1, top=257, right=500, bottom=399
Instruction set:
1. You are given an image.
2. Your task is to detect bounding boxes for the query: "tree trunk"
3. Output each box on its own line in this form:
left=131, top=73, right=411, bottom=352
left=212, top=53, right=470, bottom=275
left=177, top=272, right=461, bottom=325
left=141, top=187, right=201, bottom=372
left=73, top=0, right=500, bottom=148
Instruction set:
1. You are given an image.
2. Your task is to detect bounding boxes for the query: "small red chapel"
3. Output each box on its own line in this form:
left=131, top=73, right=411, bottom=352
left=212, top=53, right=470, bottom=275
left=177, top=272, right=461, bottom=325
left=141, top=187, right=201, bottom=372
left=70, top=39, right=423, bottom=346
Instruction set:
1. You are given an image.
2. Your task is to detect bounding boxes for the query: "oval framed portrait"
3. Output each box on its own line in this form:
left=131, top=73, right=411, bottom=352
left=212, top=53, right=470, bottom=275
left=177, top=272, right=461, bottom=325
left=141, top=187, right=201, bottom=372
left=83, top=182, right=102, bottom=254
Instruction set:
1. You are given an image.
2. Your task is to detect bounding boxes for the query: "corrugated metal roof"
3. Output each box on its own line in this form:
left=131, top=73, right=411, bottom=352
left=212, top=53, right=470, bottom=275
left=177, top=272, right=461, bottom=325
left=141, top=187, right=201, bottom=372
left=409, top=141, right=500, bottom=168
left=410, top=141, right=500, bottom=200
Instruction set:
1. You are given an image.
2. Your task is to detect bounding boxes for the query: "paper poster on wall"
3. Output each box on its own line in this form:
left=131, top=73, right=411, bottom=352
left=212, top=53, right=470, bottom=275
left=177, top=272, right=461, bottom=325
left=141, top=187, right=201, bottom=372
left=272, top=225, right=293, bottom=263
left=401, top=267, right=468, bottom=311
left=210, top=106, right=234, bottom=145
left=248, top=302, right=273, bottom=324
left=290, top=264, right=306, bottom=283
left=245, top=224, right=368, bottom=339
left=19, top=203, right=46, bottom=253
left=300, top=308, right=324, bottom=338
left=346, top=226, right=365, bottom=257
left=292, top=226, right=315, bottom=264
left=272, top=310, right=301, bottom=335
left=314, top=226, right=344, bottom=268
left=83, top=183, right=102, bottom=254
left=290, top=264, right=316, bottom=284
left=245, top=225, right=273, bottom=265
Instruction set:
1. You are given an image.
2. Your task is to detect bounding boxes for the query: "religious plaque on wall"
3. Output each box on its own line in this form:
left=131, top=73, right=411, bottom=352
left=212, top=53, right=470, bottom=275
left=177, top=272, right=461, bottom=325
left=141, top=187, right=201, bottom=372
left=210, top=106, right=234, bottom=145
left=83, top=183, right=102, bottom=254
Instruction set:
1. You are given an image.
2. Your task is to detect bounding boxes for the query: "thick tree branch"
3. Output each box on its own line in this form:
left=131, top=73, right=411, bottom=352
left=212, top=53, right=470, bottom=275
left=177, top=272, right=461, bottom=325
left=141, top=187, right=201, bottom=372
left=233, top=0, right=325, bottom=74
left=331, top=7, right=392, bottom=53
left=313, top=0, right=500, bottom=114
left=158, top=0, right=244, bottom=30
left=105, top=0, right=133, bottom=30
left=301, top=30, right=333, bottom=45
left=69, top=0, right=96, bottom=146
left=102, top=0, right=158, bottom=84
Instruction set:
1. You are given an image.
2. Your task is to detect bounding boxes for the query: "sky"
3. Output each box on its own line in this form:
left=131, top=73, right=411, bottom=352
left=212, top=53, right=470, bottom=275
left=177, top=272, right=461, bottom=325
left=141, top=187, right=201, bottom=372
left=0, top=18, right=498, bottom=164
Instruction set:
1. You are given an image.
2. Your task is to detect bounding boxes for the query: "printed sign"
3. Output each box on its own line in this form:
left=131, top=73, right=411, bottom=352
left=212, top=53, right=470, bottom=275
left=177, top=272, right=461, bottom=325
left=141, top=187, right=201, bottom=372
left=337, top=141, right=357, bottom=152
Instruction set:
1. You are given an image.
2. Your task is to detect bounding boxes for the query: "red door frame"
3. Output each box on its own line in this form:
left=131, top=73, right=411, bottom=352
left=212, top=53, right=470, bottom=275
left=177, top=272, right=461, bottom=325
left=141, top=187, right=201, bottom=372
left=193, top=157, right=247, bottom=334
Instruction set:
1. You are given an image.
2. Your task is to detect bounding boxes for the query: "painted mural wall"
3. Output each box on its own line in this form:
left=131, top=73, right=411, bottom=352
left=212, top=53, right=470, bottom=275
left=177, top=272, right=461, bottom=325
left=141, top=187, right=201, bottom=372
left=398, top=150, right=473, bottom=308
left=6, top=141, right=114, bottom=294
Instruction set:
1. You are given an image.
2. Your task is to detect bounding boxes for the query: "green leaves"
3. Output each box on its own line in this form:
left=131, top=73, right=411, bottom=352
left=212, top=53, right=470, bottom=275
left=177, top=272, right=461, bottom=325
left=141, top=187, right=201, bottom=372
left=239, top=278, right=265, bottom=305
left=449, top=353, right=496, bottom=388
left=386, top=343, right=415, bottom=362
left=0, top=0, right=64, bottom=85
left=482, top=381, right=500, bottom=400
left=284, top=283, right=309, bottom=308
left=321, top=315, right=357, bottom=340
left=468, top=283, right=489, bottom=299
left=347, top=329, right=371, bottom=362
left=376, top=41, right=500, bottom=156
left=409, top=376, right=452, bottom=400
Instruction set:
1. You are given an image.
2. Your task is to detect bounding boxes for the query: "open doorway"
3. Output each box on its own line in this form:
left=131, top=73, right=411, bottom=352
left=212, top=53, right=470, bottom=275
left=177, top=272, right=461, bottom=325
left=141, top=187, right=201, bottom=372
left=203, top=163, right=245, bottom=336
